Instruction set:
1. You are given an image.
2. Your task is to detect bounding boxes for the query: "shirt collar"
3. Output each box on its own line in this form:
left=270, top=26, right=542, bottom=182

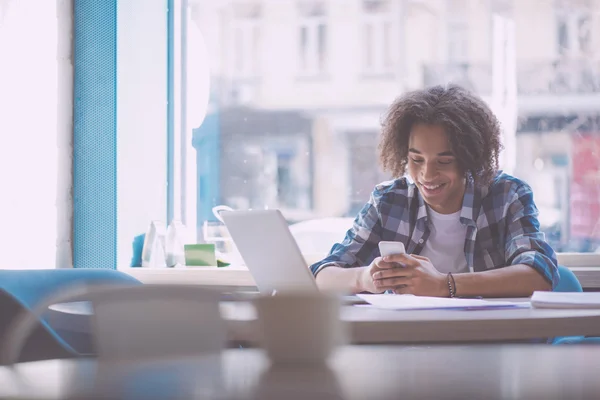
left=411, top=177, right=487, bottom=225
left=411, top=184, right=429, bottom=222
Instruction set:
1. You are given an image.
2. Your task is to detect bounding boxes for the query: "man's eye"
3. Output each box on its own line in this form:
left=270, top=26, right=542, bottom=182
left=410, top=158, right=424, bottom=163
left=438, top=159, right=454, bottom=165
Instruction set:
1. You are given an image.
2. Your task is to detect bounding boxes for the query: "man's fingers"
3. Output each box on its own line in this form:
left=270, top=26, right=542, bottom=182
left=382, top=253, right=420, bottom=266
left=374, top=257, right=403, bottom=270
left=374, top=277, right=411, bottom=290
left=372, top=268, right=411, bottom=280
left=411, top=254, right=429, bottom=262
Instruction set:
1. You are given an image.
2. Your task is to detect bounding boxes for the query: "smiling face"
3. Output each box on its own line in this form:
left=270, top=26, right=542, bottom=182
left=407, top=124, right=466, bottom=214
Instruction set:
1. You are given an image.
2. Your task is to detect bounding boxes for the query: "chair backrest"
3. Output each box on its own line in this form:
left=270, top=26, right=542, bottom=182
left=0, top=269, right=142, bottom=364
left=289, top=217, right=354, bottom=260
left=1, top=284, right=226, bottom=365
left=553, top=265, right=583, bottom=292
left=0, top=269, right=142, bottom=311
left=0, top=291, right=77, bottom=365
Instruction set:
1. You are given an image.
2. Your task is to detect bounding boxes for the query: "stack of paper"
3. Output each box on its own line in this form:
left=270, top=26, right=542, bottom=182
left=357, top=294, right=527, bottom=311
left=531, top=291, right=600, bottom=309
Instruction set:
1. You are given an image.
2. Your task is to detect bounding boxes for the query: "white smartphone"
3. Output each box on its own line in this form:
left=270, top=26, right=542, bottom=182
left=378, top=241, right=406, bottom=257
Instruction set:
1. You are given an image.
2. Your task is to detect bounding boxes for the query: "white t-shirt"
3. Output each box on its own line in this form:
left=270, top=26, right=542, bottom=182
left=419, top=207, right=469, bottom=274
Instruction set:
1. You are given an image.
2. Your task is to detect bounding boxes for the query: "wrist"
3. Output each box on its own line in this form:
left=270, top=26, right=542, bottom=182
left=354, top=267, right=369, bottom=293
left=439, top=273, right=450, bottom=297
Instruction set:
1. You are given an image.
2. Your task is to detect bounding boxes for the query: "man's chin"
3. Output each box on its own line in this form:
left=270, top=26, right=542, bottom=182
left=422, top=196, right=449, bottom=212
left=422, top=192, right=446, bottom=204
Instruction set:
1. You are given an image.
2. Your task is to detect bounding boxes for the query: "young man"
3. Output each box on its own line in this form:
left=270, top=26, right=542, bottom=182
left=310, top=85, right=559, bottom=297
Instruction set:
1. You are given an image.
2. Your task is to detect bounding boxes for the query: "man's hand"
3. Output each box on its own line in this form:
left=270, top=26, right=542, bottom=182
left=358, top=256, right=403, bottom=293
left=370, top=253, right=448, bottom=297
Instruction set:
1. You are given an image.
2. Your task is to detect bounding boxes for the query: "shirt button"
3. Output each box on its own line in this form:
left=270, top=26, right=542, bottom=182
left=418, top=239, right=424, bottom=244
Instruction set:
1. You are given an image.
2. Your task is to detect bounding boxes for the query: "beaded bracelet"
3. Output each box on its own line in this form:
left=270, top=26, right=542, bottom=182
left=447, top=272, right=456, bottom=298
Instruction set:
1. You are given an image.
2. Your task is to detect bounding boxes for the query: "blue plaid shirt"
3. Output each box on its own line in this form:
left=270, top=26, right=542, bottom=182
left=310, top=172, right=559, bottom=289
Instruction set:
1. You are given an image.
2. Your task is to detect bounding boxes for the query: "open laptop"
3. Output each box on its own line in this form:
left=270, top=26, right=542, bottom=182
left=220, top=209, right=366, bottom=304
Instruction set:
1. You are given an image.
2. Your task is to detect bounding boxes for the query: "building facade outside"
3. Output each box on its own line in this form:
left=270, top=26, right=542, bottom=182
left=191, top=0, right=600, bottom=252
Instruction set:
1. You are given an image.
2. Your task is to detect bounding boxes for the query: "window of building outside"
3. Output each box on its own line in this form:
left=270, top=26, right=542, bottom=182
left=176, top=0, right=600, bottom=269
left=447, top=0, right=469, bottom=63
left=231, top=3, right=261, bottom=79
left=556, top=0, right=592, bottom=56
left=297, top=0, right=327, bottom=75
left=362, top=0, right=394, bottom=75
left=554, top=1, right=594, bottom=95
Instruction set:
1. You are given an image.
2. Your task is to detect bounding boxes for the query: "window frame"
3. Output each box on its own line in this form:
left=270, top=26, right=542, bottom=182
left=172, top=0, right=199, bottom=238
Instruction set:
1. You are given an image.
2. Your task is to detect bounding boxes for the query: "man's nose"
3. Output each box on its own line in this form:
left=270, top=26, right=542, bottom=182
left=421, top=162, right=438, bottom=181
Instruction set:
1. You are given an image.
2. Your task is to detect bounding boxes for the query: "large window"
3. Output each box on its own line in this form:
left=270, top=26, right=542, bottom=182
left=175, top=0, right=600, bottom=266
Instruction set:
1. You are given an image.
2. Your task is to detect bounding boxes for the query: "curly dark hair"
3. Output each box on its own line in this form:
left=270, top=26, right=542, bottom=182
left=378, top=84, right=503, bottom=186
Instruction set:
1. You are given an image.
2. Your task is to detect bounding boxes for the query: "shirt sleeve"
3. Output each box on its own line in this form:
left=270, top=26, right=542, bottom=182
left=504, top=183, right=560, bottom=289
left=309, top=190, right=384, bottom=276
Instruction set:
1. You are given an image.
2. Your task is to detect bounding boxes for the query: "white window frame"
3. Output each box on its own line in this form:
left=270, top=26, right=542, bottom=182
left=173, top=0, right=198, bottom=237
left=172, top=0, right=184, bottom=225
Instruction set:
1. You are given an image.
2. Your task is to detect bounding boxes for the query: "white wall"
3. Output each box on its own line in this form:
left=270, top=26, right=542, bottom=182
left=0, top=0, right=72, bottom=269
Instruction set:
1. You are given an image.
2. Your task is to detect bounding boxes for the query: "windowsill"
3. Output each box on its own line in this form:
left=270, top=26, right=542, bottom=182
left=122, top=266, right=256, bottom=288
left=121, top=253, right=600, bottom=289
left=557, top=252, right=600, bottom=267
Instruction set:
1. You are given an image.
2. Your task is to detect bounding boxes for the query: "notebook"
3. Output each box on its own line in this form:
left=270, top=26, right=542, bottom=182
left=530, top=291, right=600, bottom=309
left=357, top=294, right=527, bottom=311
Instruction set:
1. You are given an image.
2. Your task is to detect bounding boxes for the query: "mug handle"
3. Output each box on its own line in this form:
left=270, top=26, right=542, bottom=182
left=212, top=205, right=234, bottom=223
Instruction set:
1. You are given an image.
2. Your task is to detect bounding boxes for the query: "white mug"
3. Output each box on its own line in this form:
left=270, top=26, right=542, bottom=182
left=253, top=292, right=347, bottom=365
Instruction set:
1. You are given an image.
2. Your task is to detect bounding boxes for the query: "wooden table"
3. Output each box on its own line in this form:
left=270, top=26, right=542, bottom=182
left=47, top=299, right=600, bottom=344
left=1, top=345, right=600, bottom=399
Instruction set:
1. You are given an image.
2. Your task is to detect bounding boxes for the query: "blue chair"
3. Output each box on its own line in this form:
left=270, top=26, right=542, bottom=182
left=0, top=268, right=142, bottom=364
left=551, top=266, right=600, bottom=345
left=553, top=265, right=583, bottom=293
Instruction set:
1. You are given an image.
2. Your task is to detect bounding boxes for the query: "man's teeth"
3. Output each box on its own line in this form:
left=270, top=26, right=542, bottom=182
left=422, top=183, right=443, bottom=190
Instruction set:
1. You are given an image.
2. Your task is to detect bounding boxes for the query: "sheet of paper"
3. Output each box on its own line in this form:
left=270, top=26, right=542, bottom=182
left=357, top=294, right=528, bottom=311
left=531, top=291, right=600, bottom=309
